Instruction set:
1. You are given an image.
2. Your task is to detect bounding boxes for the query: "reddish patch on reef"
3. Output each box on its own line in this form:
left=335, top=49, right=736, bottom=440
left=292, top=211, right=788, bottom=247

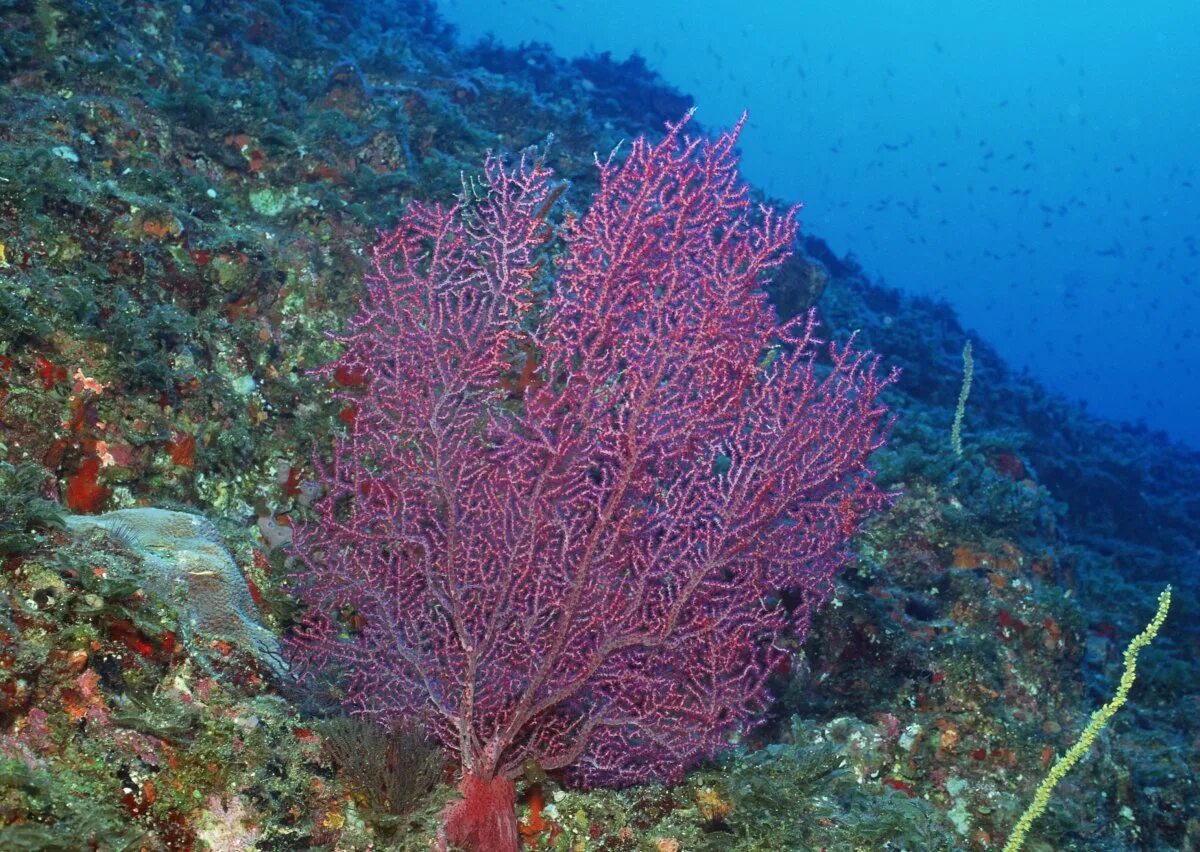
left=61, top=669, right=105, bottom=722
left=518, top=785, right=559, bottom=846
left=66, top=457, right=109, bottom=512
left=998, top=609, right=1024, bottom=632
left=333, top=364, right=368, bottom=387
left=245, top=576, right=265, bottom=609
left=990, top=451, right=1027, bottom=480
left=168, top=431, right=197, bottom=467
left=283, top=465, right=303, bottom=497
left=952, top=545, right=983, bottom=570
left=881, top=777, right=916, bottom=797
left=338, top=404, right=358, bottom=426
left=109, top=619, right=157, bottom=659
left=157, top=810, right=196, bottom=852
left=499, top=336, right=544, bottom=400
left=305, top=163, right=345, bottom=183
left=35, top=355, right=67, bottom=390
left=141, top=217, right=179, bottom=240
left=105, top=441, right=137, bottom=468
left=223, top=292, right=256, bottom=322
left=122, top=778, right=157, bottom=817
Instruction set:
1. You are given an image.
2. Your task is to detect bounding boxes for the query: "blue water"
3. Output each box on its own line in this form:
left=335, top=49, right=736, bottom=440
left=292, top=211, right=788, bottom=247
left=437, top=0, right=1200, bottom=448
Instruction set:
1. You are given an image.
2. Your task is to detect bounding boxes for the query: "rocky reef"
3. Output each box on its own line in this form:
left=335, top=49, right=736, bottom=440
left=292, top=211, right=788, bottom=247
left=0, top=1, right=1196, bottom=849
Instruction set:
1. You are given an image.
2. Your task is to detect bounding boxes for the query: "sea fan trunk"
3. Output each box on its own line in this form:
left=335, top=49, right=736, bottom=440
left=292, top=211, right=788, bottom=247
left=437, top=771, right=519, bottom=852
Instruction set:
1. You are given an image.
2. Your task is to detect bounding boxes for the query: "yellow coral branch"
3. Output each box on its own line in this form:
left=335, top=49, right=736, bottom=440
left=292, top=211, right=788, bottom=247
left=951, top=339, right=973, bottom=457
left=1003, top=585, right=1172, bottom=852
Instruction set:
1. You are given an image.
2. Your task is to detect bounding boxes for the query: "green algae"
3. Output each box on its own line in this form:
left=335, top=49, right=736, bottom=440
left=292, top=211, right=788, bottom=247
left=0, top=757, right=145, bottom=851
left=0, top=460, right=64, bottom=556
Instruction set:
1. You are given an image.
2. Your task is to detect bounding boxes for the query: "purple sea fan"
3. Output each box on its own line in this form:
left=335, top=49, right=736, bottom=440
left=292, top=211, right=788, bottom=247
left=288, top=113, right=896, bottom=851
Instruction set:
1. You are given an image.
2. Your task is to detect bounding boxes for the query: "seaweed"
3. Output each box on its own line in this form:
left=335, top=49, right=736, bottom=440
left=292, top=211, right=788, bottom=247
left=0, top=460, right=64, bottom=556
left=0, top=757, right=145, bottom=851
left=320, top=716, right=443, bottom=822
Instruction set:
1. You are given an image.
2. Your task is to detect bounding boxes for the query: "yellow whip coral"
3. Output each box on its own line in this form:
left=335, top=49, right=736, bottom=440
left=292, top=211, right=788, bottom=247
left=1004, top=585, right=1172, bottom=852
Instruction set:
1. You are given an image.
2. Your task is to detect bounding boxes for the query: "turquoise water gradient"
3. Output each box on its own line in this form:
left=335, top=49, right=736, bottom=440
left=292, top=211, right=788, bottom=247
left=437, top=0, right=1200, bottom=447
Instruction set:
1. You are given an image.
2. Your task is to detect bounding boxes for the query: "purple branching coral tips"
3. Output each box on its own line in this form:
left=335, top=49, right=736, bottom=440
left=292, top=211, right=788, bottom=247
left=287, top=113, right=897, bottom=852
